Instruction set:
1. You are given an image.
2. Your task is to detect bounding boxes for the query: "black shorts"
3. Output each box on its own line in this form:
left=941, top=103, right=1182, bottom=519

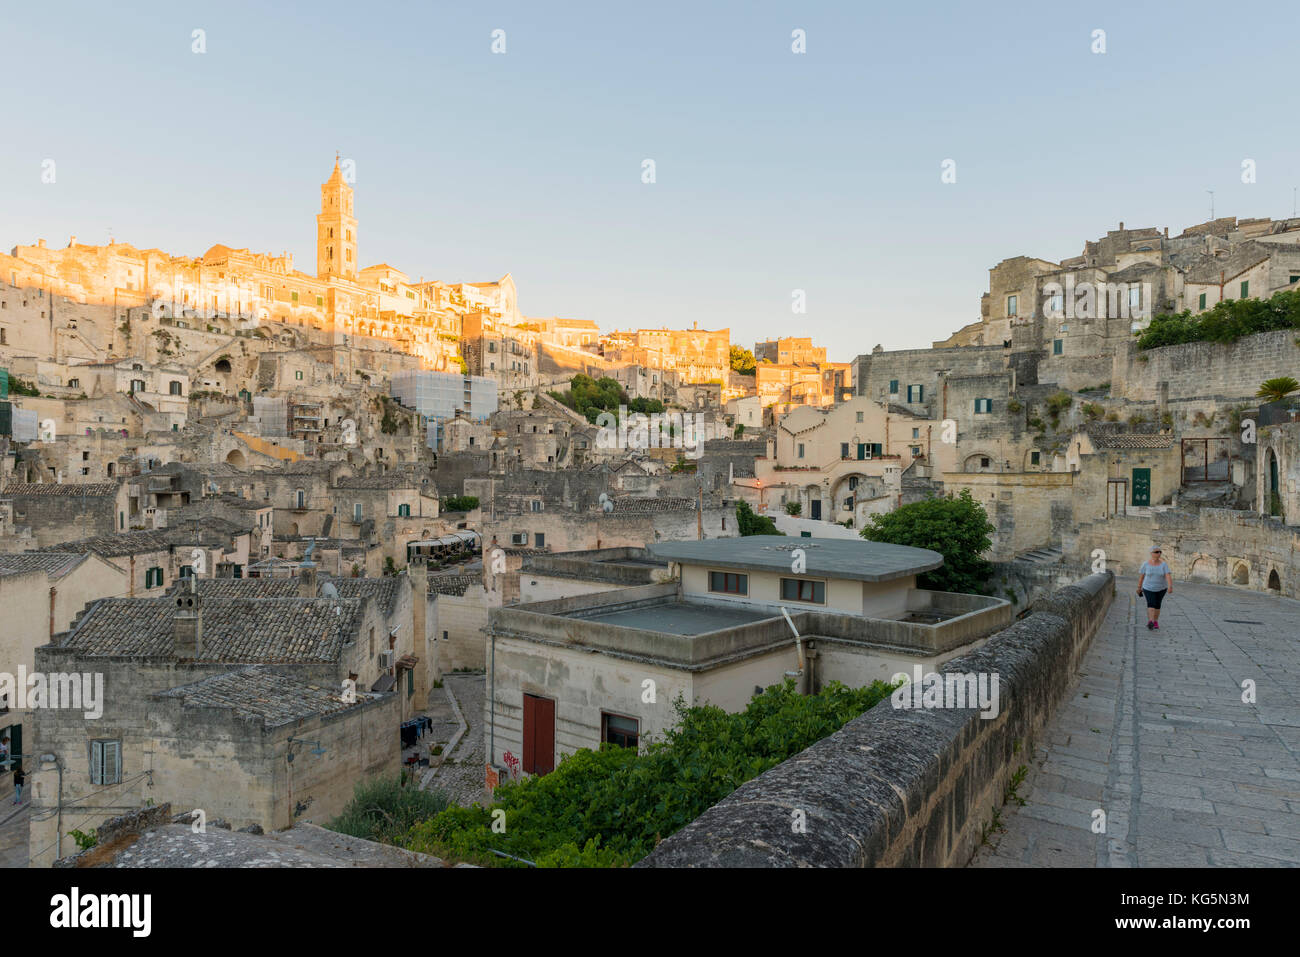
left=1142, top=588, right=1166, bottom=609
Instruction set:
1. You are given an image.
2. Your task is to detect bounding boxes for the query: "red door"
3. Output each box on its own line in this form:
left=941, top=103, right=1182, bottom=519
left=522, top=693, right=555, bottom=775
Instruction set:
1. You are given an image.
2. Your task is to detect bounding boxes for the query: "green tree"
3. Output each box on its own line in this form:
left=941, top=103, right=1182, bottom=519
left=1256, top=376, right=1300, bottom=403
left=858, top=489, right=994, bottom=593
left=729, top=345, right=756, bottom=376
left=736, top=500, right=783, bottom=536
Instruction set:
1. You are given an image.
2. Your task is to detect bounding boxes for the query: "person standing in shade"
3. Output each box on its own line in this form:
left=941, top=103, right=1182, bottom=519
left=12, top=765, right=23, bottom=805
left=1137, top=547, right=1173, bottom=630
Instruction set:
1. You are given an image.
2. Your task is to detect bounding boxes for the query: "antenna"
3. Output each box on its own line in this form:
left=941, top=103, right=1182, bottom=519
left=1206, top=189, right=1215, bottom=220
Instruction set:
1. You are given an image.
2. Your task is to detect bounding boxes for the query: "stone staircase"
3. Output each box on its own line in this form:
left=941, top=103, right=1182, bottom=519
left=1015, top=545, right=1064, bottom=565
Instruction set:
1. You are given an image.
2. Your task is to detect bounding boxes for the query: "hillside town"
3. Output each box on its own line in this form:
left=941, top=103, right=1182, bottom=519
left=3, top=161, right=1299, bottom=871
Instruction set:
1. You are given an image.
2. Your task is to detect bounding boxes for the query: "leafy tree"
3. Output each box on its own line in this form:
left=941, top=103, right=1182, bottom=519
left=736, top=500, right=782, bottom=535
left=443, top=495, right=479, bottom=512
left=549, top=374, right=630, bottom=424
left=729, top=345, right=756, bottom=376
left=1256, top=376, right=1300, bottom=403
left=784, top=501, right=801, bottom=516
left=402, top=678, right=897, bottom=867
left=859, top=489, right=994, bottom=593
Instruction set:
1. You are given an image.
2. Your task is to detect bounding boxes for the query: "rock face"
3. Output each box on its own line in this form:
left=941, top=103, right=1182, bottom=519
left=637, top=572, right=1115, bottom=868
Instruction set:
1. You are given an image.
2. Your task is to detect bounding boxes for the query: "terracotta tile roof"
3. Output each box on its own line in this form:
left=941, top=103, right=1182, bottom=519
left=3, top=482, right=118, bottom=496
left=59, top=596, right=366, bottom=661
left=189, top=576, right=402, bottom=617
left=154, top=666, right=377, bottom=727
left=0, top=551, right=88, bottom=579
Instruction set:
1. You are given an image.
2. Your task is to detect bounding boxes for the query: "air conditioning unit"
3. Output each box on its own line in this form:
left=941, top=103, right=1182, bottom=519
left=379, top=650, right=395, bottom=669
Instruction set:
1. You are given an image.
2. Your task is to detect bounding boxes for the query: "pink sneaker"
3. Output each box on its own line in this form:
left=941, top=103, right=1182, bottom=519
left=1152, top=621, right=1159, bottom=630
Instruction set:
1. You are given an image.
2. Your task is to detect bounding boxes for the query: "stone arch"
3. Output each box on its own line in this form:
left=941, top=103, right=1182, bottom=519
left=830, top=473, right=873, bottom=516
left=963, top=451, right=997, bottom=473
left=288, top=522, right=299, bottom=537
left=225, top=449, right=246, bottom=468
left=1188, top=555, right=1216, bottom=581
left=1232, top=562, right=1250, bottom=586
left=214, top=358, right=232, bottom=373
left=1268, top=569, right=1281, bottom=591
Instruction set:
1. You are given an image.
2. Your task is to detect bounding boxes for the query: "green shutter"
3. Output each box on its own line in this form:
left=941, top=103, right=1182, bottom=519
left=1199, top=293, right=1206, bottom=310
left=1240, top=281, right=1249, bottom=298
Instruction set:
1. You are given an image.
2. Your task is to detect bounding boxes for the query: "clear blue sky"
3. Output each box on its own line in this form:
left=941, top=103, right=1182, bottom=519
left=2, top=1, right=1297, bottom=359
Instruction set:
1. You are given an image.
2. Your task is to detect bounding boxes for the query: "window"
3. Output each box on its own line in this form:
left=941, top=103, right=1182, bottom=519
left=1048, top=292, right=1063, bottom=314
left=602, top=713, right=639, bottom=750
left=1052, top=339, right=1063, bottom=355
left=295, top=370, right=303, bottom=381
left=780, top=578, right=825, bottom=604
left=179, top=565, right=193, bottom=580
left=855, top=411, right=864, bottom=423
left=907, top=384, right=924, bottom=403
left=145, top=567, right=164, bottom=588
left=316, top=295, right=324, bottom=306
left=980, top=457, right=991, bottom=468
left=888, top=379, right=899, bottom=395
left=910, top=446, right=921, bottom=456
left=353, top=503, right=362, bottom=522
left=709, top=571, right=748, bottom=595
left=974, top=398, right=992, bottom=414
left=841, top=442, right=850, bottom=458
left=130, top=379, right=146, bottom=393
left=511, top=532, right=527, bottom=545
left=1128, top=286, right=1140, bottom=310
left=291, top=291, right=299, bottom=303
left=296, top=489, right=305, bottom=508
left=398, top=503, right=410, bottom=517
left=1007, top=295, right=1018, bottom=316
left=1240, top=280, right=1249, bottom=298
left=797, top=443, right=805, bottom=459
left=912, top=428, right=920, bottom=439
left=90, top=739, right=122, bottom=785
left=530, top=500, right=542, bottom=512
left=847, top=476, right=858, bottom=490
left=169, top=380, right=182, bottom=395
left=1199, top=292, right=1207, bottom=310
left=68, top=377, right=78, bottom=388
left=407, top=668, right=414, bottom=697
left=534, top=533, right=545, bottom=548
left=1031, top=451, right=1041, bottom=465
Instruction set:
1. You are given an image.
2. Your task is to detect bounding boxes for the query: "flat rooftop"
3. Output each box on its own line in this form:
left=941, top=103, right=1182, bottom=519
left=649, top=537, right=942, bottom=582
left=569, top=599, right=776, bottom=635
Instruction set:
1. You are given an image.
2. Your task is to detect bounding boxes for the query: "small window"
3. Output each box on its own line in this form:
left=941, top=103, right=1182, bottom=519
left=974, top=398, right=992, bottom=414
left=90, top=740, right=122, bottom=785
left=169, top=380, right=182, bottom=395
left=601, top=713, right=639, bottom=749
left=907, top=384, right=924, bottom=403
left=1031, top=451, right=1041, bottom=465
left=1007, top=294, right=1018, bottom=317
left=797, top=443, right=805, bottom=459
left=398, top=503, right=411, bottom=517
left=530, top=500, right=542, bottom=512
left=847, top=476, right=858, bottom=490
left=840, top=442, right=849, bottom=458
left=888, top=379, right=899, bottom=395
left=855, top=411, right=864, bottom=423
left=1052, top=339, right=1063, bottom=355
left=316, top=295, right=324, bottom=306
left=1240, top=280, right=1249, bottom=298
left=709, top=571, right=748, bottom=595
left=511, top=532, right=527, bottom=546
left=534, top=532, right=545, bottom=548
left=1199, top=292, right=1207, bottom=310
left=291, top=291, right=299, bottom=303
left=780, top=578, right=825, bottom=604
left=1128, top=286, right=1140, bottom=309
left=295, top=370, right=303, bottom=381
left=353, top=503, right=362, bottom=522
left=980, top=457, right=991, bottom=468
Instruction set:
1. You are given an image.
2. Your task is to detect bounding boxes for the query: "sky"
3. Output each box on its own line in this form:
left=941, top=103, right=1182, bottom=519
left=2, top=0, right=1298, bottom=361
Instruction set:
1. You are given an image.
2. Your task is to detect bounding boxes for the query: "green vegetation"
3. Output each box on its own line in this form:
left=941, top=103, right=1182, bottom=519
left=784, top=501, right=802, bottom=516
left=729, top=345, right=757, bottom=376
left=1137, top=289, right=1300, bottom=350
left=733, top=424, right=745, bottom=438
left=1081, top=401, right=1104, bottom=420
left=859, top=489, right=994, bottom=594
left=1045, top=390, right=1072, bottom=426
left=7, top=376, right=40, bottom=397
left=548, top=374, right=664, bottom=424
left=327, top=777, right=450, bottom=846
left=1256, top=376, right=1300, bottom=404
left=69, top=828, right=98, bottom=851
left=378, top=395, right=399, bottom=434
left=443, top=495, right=480, bottom=512
left=1005, top=398, right=1022, bottom=414
left=403, top=678, right=898, bottom=867
left=736, top=500, right=782, bottom=536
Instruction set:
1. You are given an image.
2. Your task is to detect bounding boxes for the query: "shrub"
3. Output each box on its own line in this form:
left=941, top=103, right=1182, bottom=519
left=403, top=678, right=897, bottom=867
left=327, top=777, right=450, bottom=846
left=859, top=488, right=994, bottom=594
left=784, top=501, right=802, bottom=516
left=736, top=500, right=782, bottom=535
left=1081, top=402, right=1104, bottom=420
left=1137, top=289, right=1300, bottom=350
left=443, top=495, right=479, bottom=512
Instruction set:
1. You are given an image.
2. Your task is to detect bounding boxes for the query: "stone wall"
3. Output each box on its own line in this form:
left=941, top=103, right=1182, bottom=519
left=637, top=572, right=1114, bottom=867
left=1111, top=330, right=1300, bottom=404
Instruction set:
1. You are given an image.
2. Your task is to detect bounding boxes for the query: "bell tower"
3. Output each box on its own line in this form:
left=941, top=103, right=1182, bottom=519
left=317, top=155, right=357, bottom=280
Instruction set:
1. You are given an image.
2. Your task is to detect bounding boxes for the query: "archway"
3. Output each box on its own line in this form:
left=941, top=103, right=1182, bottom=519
left=1188, top=556, right=1215, bottom=581
left=1268, top=569, right=1281, bottom=591
left=215, top=358, right=232, bottom=374
left=1268, top=450, right=1280, bottom=516
left=1232, top=562, right=1250, bottom=586
left=963, top=452, right=996, bottom=473
left=225, top=449, right=246, bottom=468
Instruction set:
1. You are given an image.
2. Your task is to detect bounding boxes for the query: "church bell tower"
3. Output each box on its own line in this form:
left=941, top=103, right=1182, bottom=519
left=317, top=155, right=357, bottom=280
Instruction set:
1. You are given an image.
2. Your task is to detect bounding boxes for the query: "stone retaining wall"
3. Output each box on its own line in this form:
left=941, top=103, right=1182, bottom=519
left=637, top=572, right=1114, bottom=867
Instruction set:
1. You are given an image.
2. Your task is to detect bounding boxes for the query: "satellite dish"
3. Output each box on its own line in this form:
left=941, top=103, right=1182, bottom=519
left=598, top=492, right=614, bottom=513
left=320, top=581, right=340, bottom=599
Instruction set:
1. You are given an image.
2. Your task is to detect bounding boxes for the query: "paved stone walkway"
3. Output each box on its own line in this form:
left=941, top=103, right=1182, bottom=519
left=972, top=580, right=1300, bottom=868
left=0, top=802, right=30, bottom=868
left=422, top=673, right=488, bottom=808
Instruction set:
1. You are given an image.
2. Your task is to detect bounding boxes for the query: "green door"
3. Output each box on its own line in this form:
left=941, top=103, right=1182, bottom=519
left=856, top=443, right=866, bottom=460
left=1131, top=468, right=1151, bottom=506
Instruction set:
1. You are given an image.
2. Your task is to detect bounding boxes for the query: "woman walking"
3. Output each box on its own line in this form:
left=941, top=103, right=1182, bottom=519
left=1137, top=546, right=1173, bottom=630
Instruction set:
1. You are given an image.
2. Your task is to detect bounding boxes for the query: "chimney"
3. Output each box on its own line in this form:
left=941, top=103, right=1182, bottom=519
left=298, top=557, right=318, bottom=598
left=173, top=576, right=202, bottom=658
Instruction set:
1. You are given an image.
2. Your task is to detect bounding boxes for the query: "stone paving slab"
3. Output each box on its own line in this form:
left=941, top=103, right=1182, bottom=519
left=972, top=581, right=1300, bottom=868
